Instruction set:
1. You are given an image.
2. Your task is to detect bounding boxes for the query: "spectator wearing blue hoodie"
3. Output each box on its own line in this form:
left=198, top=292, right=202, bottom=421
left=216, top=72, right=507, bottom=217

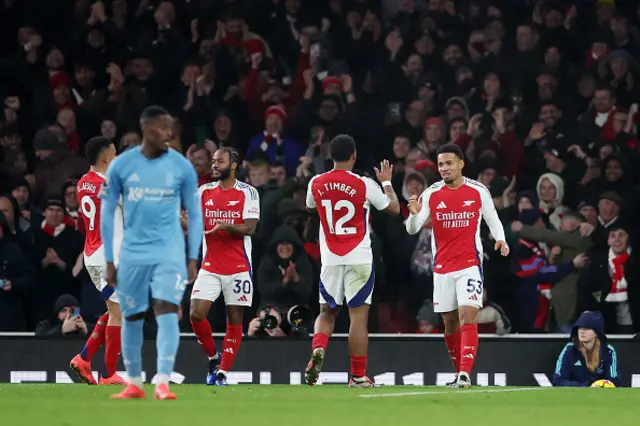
left=246, top=104, right=302, bottom=175
left=552, top=311, right=621, bottom=387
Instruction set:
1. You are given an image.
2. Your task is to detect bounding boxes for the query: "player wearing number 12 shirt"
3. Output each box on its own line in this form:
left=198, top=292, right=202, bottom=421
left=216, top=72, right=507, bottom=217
left=190, top=147, right=260, bottom=387
left=405, top=143, right=509, bottom=388
left=70, top=137, right=126, bottom=386
left=304, top=135, right=400, bottom=388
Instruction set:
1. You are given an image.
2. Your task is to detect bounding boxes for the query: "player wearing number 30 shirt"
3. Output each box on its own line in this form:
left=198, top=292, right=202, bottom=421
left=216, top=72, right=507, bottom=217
left=304, top=135, right=400, bottom=389
left=70, top=137, right=126, bottom=387
left=405, top=143, right=509, bottom=389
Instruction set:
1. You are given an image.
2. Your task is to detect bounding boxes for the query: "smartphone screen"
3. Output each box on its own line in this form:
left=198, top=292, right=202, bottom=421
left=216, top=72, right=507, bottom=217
left=71, top=307, right=81, bottom=318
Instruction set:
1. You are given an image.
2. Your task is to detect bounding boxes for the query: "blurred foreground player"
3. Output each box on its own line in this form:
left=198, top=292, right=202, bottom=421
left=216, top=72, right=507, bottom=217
left=70, top=137, right=126, bottom=385
left=190, top=147, right=260, bottom=386
left=305, top=135, right=400, bottom=388
left=405, top=143, right=509, bottom=388
left=101, top=106, right=203, bottom=399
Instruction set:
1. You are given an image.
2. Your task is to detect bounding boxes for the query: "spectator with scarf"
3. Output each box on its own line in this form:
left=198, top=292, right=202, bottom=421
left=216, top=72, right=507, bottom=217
left=29, top=198, right=84, bottom=324
left=580, top=222, right=639, bottom=334
left=246, top=104, right=302, bottom=175
left=553, top=311, right=621, bottom=387
left=511, top=208, right=590, bottom=333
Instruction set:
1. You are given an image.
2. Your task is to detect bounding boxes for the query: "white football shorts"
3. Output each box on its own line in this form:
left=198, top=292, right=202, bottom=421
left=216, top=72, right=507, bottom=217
left=191, top=270, right=253, bottom=307
left=319, top=263, right=374, bottom=309
left=432, top=265, right=484, bottom=313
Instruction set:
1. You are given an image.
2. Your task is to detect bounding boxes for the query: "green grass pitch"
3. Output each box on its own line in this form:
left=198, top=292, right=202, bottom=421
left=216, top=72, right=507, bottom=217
left=1, top=384, right=637, bottom=426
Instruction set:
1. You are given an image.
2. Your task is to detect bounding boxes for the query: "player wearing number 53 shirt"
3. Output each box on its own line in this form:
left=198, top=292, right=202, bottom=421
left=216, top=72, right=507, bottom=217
left=190, top=147, right=260, bottom=387
left=70, top=137, right=126, bottom=386
left=405, top=143, right=509, bottom=389
left=304, top=135, right=400, bottom=388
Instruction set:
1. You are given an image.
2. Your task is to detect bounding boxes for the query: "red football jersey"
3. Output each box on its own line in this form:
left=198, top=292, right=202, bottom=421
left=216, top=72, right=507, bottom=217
left=306, top=170, right=390, bottom=266
left=77, top=171, right=105, bottom=258
left=406, top=178, right=505, bottom=274
left=199, top=180, right=260, bottom=275
left=77, top=171, right=124, bottom=265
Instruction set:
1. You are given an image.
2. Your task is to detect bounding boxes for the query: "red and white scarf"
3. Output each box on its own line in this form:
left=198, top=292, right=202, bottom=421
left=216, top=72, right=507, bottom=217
left=606, top=247, right=631, bottom=302
left=41, top=220, right=66, bottom=237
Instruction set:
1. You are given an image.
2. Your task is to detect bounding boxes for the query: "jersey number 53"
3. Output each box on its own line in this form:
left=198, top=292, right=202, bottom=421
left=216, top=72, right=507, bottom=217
left=320, top=200, right=356, bottom=235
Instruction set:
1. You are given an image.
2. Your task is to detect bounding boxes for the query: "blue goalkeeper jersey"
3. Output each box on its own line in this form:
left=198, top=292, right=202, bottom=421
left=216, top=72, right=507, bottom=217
left=99, top=146, right=203, bottom=265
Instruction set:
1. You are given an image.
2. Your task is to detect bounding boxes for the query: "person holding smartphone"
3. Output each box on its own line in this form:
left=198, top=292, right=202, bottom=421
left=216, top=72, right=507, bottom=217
left=35, top=294, right=90, bottom=337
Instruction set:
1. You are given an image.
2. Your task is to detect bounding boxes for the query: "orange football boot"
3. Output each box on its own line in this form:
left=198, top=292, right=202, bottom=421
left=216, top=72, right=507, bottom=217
left=110, top=384, right=146, bottom=399
left=70, top=354, right=97, bottom=385
left=99, top=373, right=127, bottom=385
left=154, top=383, right=177, bottom=400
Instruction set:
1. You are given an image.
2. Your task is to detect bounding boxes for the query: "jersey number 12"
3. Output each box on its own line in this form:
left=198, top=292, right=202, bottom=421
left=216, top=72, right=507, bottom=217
left=320, top=199, right=356, bottom=235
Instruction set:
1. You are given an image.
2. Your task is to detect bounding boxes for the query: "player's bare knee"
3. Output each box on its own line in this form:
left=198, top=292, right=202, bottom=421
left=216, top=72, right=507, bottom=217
left=319, top=304, right=340, bottom=320
left=106, top=301, right=122, bottom=326
left=348, top=304, right=369, bottom=323
left=458, top=306, right=478, bottom=325
left=153, top=299, right=179, bottom=316
left=189, top=300, right=207, bottom=322
left=441, top=311, right=460, bottom=333
left=226, top=306, right=244, bottom=325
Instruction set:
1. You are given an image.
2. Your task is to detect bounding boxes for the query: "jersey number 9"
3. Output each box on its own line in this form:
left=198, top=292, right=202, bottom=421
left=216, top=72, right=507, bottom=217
left=320, top=199, right=356, bottom=235
left=81, top=196, right=97, bottom=230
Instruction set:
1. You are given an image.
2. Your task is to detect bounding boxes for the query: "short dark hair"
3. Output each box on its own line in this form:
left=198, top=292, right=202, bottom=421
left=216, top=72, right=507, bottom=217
left=329, top=134, right=356, bottom=162
left=249, top=159, right=270, bottom=171
left=436, top=143, right=464, bottom=160
left=216, top=146, right=240, bottom=166
left=271, top=159, right=286, bottom=169
left=84, top=136, right=114, bottom=165
left=140, top=105, right=170, bottom=125
left=595, top=83, right=615, bottom=96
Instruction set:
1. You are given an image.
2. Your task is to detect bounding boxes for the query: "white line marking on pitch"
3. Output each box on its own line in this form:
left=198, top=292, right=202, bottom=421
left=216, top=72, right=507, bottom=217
left=359, top=387, right=551, bottom=398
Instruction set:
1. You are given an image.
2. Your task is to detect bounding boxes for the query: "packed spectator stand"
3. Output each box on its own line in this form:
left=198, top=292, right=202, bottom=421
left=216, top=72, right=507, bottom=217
left=0, top=0, right=639, bottom=337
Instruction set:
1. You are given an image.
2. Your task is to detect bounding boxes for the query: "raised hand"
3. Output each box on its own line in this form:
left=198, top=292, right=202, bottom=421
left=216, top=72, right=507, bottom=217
left=374, top=159, right=393, bottom=183
left=407, top=194, right=422, bottom=215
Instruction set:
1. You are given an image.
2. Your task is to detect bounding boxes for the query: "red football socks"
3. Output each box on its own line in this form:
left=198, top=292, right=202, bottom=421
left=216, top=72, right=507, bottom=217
left=311, top=332, right=329, bottom=352
left=191, top=319, right=217, bottom=358
left=219, top=324, right=243, bottom=373
left=350, top=355, right=367, bottom=378
left=80, top=313, right=109, bottom=361
left=459, top=324, right=479, bottom=374
left=104, top=325, right=121, bottom=377
left=444, top=327, right=461, bottom=372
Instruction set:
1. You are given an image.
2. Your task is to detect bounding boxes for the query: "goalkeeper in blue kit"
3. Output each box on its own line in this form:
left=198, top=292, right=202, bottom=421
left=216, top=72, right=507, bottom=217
left=100, top=106, right=203, bottom=400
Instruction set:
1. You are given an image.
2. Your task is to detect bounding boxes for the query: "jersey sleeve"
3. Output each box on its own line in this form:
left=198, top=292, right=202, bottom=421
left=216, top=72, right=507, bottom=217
left=306, top=176, right=317, bottom=209
left=477, top=182, right=506, bottom=242
left=242, top=185, right=260, bottom=220
left=405, top=188, right=432, bottom=234
left=364, top=177, right=391, bottom=211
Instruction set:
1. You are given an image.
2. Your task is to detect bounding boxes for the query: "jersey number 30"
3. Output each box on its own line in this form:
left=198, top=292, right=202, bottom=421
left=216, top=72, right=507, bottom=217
left=320, top=200, right=356, bottom=235
left=81, top=196, right=96, bottom=231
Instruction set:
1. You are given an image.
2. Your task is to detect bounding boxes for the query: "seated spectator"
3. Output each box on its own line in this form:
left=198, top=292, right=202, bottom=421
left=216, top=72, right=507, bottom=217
left=30, top=198, right=84, bottom=323
left=0, top=212, right=35, bottom=331
left=477, top=288, right=511, bottom=335
left=580, top=222, right=639, bottom=334
left=35, top=294, right=90, bottom=337
left=257, top=225, right=313, bottom=313
left=416, top=300, right=441, bottom=334
left=552, top=311, right=621, bottom=387
left=247, top=305, right=288, bottom=337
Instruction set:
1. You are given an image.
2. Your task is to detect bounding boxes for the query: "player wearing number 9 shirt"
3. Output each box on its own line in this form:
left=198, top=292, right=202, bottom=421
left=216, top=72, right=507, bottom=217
left=70, top=136, right=126, bottom=386
left=304, top=135, right=400, bottom=388
left=405, top=143, right=509, bottom=389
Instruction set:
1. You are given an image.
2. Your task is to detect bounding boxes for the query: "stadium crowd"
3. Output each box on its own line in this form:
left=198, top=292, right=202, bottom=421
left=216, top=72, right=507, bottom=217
left=1, top=0, right=639, bottom=336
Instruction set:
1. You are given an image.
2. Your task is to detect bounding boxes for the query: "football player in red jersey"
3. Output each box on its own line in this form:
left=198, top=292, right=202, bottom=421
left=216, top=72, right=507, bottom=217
left=406, top=143, right=509, bottom=388
left=70, top=136, right=126, bottom=385
left=190, top=147, right=260, bottom=386
left=304, top=135, right=400, bottom=387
